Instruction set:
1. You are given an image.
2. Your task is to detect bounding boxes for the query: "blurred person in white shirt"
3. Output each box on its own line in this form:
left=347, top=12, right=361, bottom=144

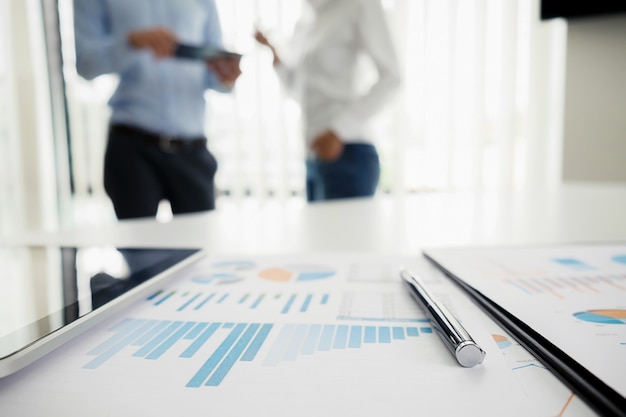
left=255, top=0, right=400, bottom=201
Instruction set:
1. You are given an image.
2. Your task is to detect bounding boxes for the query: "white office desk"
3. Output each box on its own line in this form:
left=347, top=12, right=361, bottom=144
left=3, top=183, right=626, bottom=252
left=1, top=183, right=625, bottom=417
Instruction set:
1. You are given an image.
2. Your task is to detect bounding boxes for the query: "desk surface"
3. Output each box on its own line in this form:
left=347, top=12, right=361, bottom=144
left=1, top=183, right=625, bottom=417
left=3, top=183, right=626, bottom=252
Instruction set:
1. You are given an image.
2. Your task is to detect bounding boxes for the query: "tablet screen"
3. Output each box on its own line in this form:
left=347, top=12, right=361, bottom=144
left=0, top=245, right=201, bottom=375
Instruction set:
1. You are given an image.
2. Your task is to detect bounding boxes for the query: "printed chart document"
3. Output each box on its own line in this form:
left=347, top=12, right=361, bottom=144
left=0, top=253, right=584, bottom=416
left=424, top=243, right=626, bottom=416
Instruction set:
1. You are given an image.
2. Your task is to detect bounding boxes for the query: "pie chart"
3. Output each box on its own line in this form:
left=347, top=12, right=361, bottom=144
left=573, top=309, right=626, bottom=324
left=492, top=334, right=513, bottom=349
left=258, top=264, right=336, bottom=282
left=612, top=255, right=626, bottom=265
left=191, top=260, right=256, bottom=285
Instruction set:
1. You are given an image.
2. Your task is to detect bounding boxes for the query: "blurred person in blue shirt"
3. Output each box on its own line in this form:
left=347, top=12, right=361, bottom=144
left=255, top=0, right=400, bottom=201
left=74, top=0, right=241, bottom=219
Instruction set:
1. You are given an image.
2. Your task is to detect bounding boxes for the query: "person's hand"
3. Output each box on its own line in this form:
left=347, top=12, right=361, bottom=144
left=127, top=27, right=177, bottom=58
left=254, top=30, right=272, bottom=48
left=206, top=55, right=242, bottom=88
left=311, top=130, right=344, bottom=162
left=254, top=30, right=281, bottom=65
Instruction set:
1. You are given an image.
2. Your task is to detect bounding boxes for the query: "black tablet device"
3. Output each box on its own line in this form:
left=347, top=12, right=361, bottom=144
left=174, top=43, right=242, bottom=61
left=0, top=245, right=202, bottom=378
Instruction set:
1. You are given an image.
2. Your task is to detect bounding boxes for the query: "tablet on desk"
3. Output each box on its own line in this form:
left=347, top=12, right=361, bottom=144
left=0, top=244, right=202, bottom=378
left=174, top=43, right=242, bottom=61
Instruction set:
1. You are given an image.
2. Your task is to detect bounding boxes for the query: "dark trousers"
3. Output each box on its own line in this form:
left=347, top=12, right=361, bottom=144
left=306, top=143, right=380, bottom=202
left=104, top=125, right=217, bottom=219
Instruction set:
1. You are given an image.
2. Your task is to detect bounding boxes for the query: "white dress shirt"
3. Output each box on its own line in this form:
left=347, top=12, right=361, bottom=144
left=275, top=0, right=401, bottom=146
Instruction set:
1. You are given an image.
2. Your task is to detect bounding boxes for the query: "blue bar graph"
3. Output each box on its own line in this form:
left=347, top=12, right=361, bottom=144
left=393, top=327, right=405, bottom=340
left=147, top=290, right=163, bottom=301
left=205, top=324, right=261, bottom=386
left=300, top=294, right=313, bottom=312
left=195, top=293, right=215, bottom=310
left=406, top=327, right=419, bottom=337
left=83, top=318, right=433, bottom=388
left=301, top=324, right=322, bottom=355
left=241, top=324, right=273, bottom=361
left=250, top=294, right=265, bottom=309
left=146, top=322, right=196, bottom=360
left=146, top=290, right=332, bottom=316
left=348, top=326, right=362, bottom=348
left=187, top=323, right=248, bottom=387
left=379, top=327, right=391, bottom=343
left=264, top=324, right=431, bottom=367
left=178, top=294, right=202, bottom=311
left=181, top=323, right=221, bottom=358
left=281, top=294, right=297, bottom=314
left=185, top=322, right=208, bottom=340
left=154, top=291, right=176, bottom=306
left=333, top=325, right=349, bottom=349
left=364, top=326, right=377, bottom=343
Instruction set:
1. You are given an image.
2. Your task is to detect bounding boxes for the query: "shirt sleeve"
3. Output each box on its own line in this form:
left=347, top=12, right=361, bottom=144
left=73, top=0, right=136, bottom=80
left=273, top=61, right=298, bottom=98
left=330, top=0, right=401, bottom=140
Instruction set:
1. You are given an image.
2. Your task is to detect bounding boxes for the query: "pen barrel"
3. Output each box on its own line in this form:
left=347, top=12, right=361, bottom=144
left=401, top=270, right=485, bottom=367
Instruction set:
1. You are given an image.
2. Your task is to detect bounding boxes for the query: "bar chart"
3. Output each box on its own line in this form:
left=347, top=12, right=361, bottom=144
left=502, top=274, right=626, bottom=298
left=83, top=318, right=432, bottom=388
left=145, top=289, right=331, bottom=315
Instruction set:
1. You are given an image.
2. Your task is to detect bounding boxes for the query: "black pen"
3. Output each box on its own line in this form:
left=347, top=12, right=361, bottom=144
left=400, top=268, right=486, bottom=367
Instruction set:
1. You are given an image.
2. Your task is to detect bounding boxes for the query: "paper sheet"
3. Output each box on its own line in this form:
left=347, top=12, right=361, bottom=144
left=0, top=253, right=577, bottom=416
left=425, top=244, right=626, bottom=402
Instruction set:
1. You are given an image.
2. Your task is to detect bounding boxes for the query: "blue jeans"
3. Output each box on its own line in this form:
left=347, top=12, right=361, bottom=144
left=306, top=143, right=380, bottom=202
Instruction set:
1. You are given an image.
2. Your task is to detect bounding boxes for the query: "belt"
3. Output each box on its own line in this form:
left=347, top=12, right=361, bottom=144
left=111, top=124, right=207, bottom=152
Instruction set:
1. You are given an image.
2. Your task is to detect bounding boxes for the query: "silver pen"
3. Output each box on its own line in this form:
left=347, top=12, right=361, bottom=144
left=400, top=268, right=486, bottom=367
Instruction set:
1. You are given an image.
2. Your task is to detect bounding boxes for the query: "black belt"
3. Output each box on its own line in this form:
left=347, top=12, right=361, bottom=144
left=111, top=124, right=207, bottom=152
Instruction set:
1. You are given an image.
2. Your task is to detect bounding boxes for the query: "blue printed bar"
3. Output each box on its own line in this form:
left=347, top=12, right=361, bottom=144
left=84, top=320, right=158, bottom=369
left=146, top=290, right=163, bottom=301
left=206, top=324, right=261, bottom=386
left=348, top=326, right=362, bottom=348
left=281, top=294, right=297, bottom=314
left=195, top=293, right=215, bottom=310
left=241, top=323, right=273, bottom=361
left=379, top=326, right=391, bottom=343
left=263, top=324, right=295, bottom=366
left=88, top=319, right=146, bottom=355
left=238, top=293, right=250, bottom=304
left=406, top=327, right=419, bottom=337
left=333, top=325, right=349, bottom=349
left=283, top=324, right=309, bottom=361
left=318, top=325, right=335, bottom=351
left=300, top=294, right=313, bottom=312
left=250, top=294, right=265, bottom=309
left=217, top=293, right=229, bottom=303
left=392, top=327, right=405, bottom=340
left=364, top=326, right=377, bottom=343
left=132, top=320, right=172, bottom=346
left=177, top=293, right=202, bottom=312
left=420, top=327, right=433, bottom=334
left=187, top=323, right=248, bottom=388
left=300, top=324, right=322, bottom=355
left=321, top=294, right=329, bottom=304
left=146, top=322, right=196, bottom=360
left=154, top=291, right=176, bottom=306
left=133, top=321, right=183, bottom=357
left=184, top=322, right=209, bottom=340
left=180, top=322, right=221, bottom=358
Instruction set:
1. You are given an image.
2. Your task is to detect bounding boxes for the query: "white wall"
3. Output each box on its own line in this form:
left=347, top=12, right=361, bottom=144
left=562, top=14, right=626, bottom=182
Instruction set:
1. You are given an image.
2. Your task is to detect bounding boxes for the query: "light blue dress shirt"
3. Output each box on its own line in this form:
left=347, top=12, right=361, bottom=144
left=73, top=0, right=228, bottom=138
